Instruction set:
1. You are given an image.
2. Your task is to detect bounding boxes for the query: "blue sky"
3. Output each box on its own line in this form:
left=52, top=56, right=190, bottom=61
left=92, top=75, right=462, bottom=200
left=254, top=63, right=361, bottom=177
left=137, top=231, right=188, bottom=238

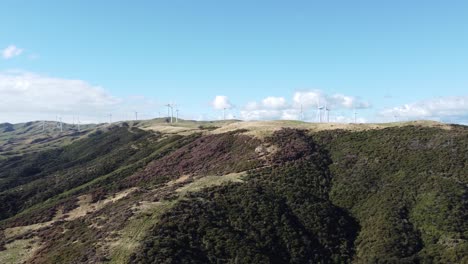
left=1, top=0, right=467, bottom=123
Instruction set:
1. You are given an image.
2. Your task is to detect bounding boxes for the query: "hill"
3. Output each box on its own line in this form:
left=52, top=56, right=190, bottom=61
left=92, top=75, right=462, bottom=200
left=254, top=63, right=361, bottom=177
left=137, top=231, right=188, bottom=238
left=0, top=120, right=466, bottom=263
left=0, top=121, right=101, bottom=160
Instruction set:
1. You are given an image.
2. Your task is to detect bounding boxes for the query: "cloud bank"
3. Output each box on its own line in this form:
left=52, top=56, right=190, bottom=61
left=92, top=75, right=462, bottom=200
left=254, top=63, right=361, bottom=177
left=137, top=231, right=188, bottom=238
left=380, top=96, right=468, bottom=124
left=0, top=71, right=157, bottom=123
left=292, top=90, right=370, bottom=109
left=0, top=71, right=119, bottom=114
left=240, top=90, right=371, bottom=122
left=2, top=71, right=465, bottom=125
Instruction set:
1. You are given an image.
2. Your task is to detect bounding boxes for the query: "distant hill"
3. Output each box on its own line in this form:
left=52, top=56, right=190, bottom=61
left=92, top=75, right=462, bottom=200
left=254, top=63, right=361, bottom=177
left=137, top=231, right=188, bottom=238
left=0, top=120, right=466, bottom=263
left=0, top=121, right=101, bottom=160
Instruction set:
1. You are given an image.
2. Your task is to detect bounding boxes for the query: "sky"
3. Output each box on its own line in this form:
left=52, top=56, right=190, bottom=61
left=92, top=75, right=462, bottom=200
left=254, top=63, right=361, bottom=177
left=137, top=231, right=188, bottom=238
left=1, top=0, right=467, bottom=124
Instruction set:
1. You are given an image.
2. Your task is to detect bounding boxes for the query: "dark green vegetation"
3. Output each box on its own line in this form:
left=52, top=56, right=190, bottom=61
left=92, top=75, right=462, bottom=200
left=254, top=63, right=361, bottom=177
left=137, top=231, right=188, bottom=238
left=314, top=126, right=468, bottom=263
left=135, top=126, right=468, bottom=264
left=0, top=124, right=202, bottom=225
left=0, top=121, right=264, bottom=263
left=0, top=121, right=99, bottom=160
left=0, top=121, right=467, bottom=263
left=134, top=129, right=358, bottom=263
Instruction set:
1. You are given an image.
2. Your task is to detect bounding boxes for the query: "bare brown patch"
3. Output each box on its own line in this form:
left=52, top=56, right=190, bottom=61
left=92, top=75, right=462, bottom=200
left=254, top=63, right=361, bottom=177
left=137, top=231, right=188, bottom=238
left=167, top=174, right=191, bottom=186
left=65, top=188, right=138, bottom=221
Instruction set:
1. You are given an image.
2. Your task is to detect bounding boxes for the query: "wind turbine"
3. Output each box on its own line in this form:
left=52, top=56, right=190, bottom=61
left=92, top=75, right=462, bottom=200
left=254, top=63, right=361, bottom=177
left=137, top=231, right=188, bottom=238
left=59, top=117, right=63, bottom=132
left=171, top=105, right=174, bottom=123
left=354, top=109, right=357, bottom=124
left=300, top=104, right=304, bottom=121
left=135, top=112, right=138, bottom=121
left=316, top=99, right=324, bottom=123
left=165, top=103, right=174, bottom=123
left=166, top=104, right=170, bottom=120
left=173, top=103, right=180, bottom=123
left=325, top=102, right=330, bottom=123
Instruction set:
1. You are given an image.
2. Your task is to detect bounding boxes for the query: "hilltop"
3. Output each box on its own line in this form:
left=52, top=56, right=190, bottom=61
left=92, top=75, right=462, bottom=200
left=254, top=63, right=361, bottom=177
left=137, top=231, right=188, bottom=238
left=0, top=121, right=101, bottom=160
left=0, top=119, right=466, bottom=263
left=0, top=119, right=451, bottom=159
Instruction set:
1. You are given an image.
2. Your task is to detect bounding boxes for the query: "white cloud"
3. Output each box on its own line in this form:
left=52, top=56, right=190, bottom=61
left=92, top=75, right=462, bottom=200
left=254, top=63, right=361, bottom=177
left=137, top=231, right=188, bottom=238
left=211, top=95, right=233, bottom=110
left=240, top=96, right=295, bottom=120
left=243, top=97, right=288, bottom=111
left=280, top=109, right=300, bottom=120
left=0, top=71, right=119, bottom=114
left=334, top=115, right=367, bottom=124
left=241, top=90, right=371, bottom=121
left=380, top=96, right=468, bottom=123
left=262, top=96, right=288, bottom=109
left=293, top=90, right=370, bottom=109
left=0, top=71, right=160, bottom=123
left=243, top=110, right=296, bottom=120
left=244, top=101, right=260, bottom=111
left=2, top=45, right=23, bottom=59
left=293, top=90, right=324, bottom=108
left=330, top=94, right=371, bottom=109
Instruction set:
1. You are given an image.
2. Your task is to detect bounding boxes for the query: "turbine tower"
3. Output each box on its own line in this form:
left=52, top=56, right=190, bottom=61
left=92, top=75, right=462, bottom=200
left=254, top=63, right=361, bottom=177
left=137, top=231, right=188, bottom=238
left=325, top=103, right=330, bottom=123
left=176, top=108, right=179, bottom=123
left=135, top=112, right=138, bottom=121
left=59, top=117, right=63, bottom=132
left=171, top=105, right=174, bottom=123
left=109, top=114, right=112, bottom=124
left=300, top=104, right=304, bottom=121
left=316, top=99, right=324, bottom=123
left=77, top=117, right=81, bottom=132
left=354, top=109, right=357, bottom=124
left=165, top=103, right=174, bottom=123
left=223, top=108, right=226, bottom=121
left=166, top=104, right=170, bottom=119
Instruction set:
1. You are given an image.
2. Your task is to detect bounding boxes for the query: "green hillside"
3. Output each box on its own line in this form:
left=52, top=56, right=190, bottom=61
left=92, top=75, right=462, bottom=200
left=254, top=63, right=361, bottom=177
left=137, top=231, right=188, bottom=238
left=0, top=121, right=101, bottom=160
left=0, top=121, right=466, bottom=263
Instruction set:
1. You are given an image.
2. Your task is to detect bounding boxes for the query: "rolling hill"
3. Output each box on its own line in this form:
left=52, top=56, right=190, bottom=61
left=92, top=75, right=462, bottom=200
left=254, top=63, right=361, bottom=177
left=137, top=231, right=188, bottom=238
left=0, top=119, right=466, bottom=263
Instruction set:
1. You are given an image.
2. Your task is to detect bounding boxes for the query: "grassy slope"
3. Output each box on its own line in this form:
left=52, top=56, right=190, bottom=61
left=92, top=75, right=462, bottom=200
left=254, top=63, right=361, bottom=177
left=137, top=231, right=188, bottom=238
left=109, top=172, right=245, bottom=264
left=0, top=121, right=261, bottom=263
left=0, top=125, right=163, bottom=222
left=0, top=120, right=466, bottom=263
left=134, top=129, right=358, bottom=263
left=20, top=127, right=258, bottom=263
left=0, top=121, right=101, bottom=160
left=134, top=125, right=467, bottom=263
